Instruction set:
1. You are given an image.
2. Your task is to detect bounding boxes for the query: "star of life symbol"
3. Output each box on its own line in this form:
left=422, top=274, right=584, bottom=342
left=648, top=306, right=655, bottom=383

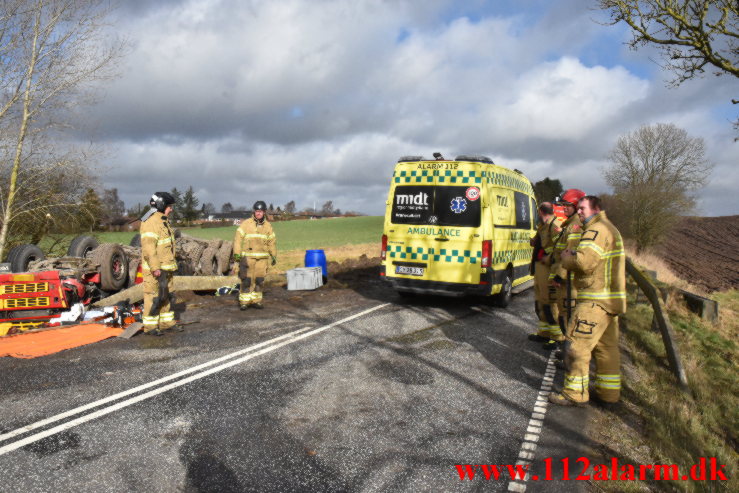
left=450, top=197, right=467, bottom=214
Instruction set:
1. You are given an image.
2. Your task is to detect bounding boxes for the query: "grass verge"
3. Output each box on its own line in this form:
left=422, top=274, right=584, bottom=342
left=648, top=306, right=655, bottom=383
left=586, top=283, right=738, bottom=492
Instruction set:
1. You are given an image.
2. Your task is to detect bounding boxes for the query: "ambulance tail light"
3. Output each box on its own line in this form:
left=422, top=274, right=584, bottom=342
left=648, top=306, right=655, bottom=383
left=381, top=234, right=387, bottom=261
left=481, top=240, right=492, bottom=268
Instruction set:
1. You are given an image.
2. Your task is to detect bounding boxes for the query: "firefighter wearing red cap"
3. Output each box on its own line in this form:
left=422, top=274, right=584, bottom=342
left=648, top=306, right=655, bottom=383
left=140, top=192, right=178, bottom=335
left=546, top=188, right=586, bottom=350
left=233, top=201, right=277, bottom=309
left=529, top=202, right=564, bottom=342
left=549, top=195, right=626, bottom=406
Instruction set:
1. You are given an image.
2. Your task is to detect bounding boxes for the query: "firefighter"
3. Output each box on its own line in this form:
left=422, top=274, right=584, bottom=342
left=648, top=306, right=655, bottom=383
left=549, top=196, right=626, bottom=406
left=233, top=201, right=277, bottom=309
left=546, top=188, right=586, bottom=350
left=140, top=192, right=178, bottom=336
left=528, top=202, right=564, bottom=343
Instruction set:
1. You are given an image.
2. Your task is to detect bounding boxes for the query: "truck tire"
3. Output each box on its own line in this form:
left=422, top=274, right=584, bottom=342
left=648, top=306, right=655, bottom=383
left=217, top=242, right=233, bottom=274
left=91, top=243, right=129, bottom=291
left=199, top=247, right=221, bottom=276
left=492, top=267, right=513, bottom=308
left=129, top=234, right=141, bottom=247
left=5, top=244, right=24, bottom=264
left=67, top=235, right=99, bottom=258
left=10, top=244, right=45, bottom=273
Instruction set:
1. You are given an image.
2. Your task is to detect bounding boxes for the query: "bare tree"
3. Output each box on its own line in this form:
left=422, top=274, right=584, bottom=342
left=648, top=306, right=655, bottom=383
left=598, top=1, right=738, bottom=136
left=598, top=0, right=738, bottom=83
left=0, top=0, right=124, bottom=259
left=604, top=123, right=712, bottom=252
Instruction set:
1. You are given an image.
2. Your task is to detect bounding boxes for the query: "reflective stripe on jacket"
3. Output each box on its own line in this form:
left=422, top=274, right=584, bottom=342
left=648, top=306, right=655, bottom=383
left=233, top=217, right=276, bottom=258
left=140, top=211, right=177, bottom=271
left=561, top=211, right=626, bottom=315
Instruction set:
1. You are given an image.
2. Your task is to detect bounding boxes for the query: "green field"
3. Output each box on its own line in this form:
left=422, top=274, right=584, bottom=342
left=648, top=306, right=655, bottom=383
left=39, top=216, right=384, bottom=255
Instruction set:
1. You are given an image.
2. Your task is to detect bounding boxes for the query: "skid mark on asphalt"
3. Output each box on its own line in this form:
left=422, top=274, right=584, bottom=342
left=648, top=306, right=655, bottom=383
left=0, top=303, right=389, bottom=457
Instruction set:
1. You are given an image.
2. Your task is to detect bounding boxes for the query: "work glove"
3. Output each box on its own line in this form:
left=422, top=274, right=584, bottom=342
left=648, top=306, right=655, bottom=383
left=271, top=255, right=277, bottom=266
left=233, top=253, right=241, bottom=262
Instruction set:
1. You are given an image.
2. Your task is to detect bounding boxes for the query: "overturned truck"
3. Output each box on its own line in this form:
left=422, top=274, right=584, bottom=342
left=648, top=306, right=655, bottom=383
left=0, top=234, right=233, bottom=330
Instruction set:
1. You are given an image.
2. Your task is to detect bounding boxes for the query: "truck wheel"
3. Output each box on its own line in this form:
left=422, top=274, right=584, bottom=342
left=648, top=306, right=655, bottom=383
left=10, top=244, right=45, bottom=273
left=217, top=242, right=233, bottom=274
left=5, top=244, right=24, bottom=264
left=492, top=267, right=513, bottom=308
left=199, top=247, right=221, bottom=276
left=129, top=234, right=141, bottom=247
left=67, top=235, right=99, bottom=258
left=91, top=243, right=129, bottom=291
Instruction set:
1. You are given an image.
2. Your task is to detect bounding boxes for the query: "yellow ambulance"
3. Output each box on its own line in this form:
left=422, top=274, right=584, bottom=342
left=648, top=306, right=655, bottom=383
left=381, top=154, right=537, bottom=306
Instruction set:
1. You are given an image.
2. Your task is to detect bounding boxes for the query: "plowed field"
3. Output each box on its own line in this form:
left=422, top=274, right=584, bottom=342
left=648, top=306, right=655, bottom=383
left=655, top=215, right=739, bottom=292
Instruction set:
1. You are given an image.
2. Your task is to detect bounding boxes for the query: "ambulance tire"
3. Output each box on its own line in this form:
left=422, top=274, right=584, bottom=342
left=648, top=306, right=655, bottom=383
left=493, top=267, right=513, bottom=308
left=92, top=243, right=129, bottom=291
left=129, top=234, right=141, bottom=247
left=67, top=235, right=99, bottom=258
left=9, top=244, right=45, bottom=273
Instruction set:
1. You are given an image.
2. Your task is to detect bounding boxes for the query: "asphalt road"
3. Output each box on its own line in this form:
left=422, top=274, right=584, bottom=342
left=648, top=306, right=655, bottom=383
left=0, top=285, right=591, bottom=492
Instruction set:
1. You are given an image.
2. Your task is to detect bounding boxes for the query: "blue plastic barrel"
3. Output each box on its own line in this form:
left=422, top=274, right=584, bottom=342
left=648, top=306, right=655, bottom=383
left=305, top=249, right=328, bottom=279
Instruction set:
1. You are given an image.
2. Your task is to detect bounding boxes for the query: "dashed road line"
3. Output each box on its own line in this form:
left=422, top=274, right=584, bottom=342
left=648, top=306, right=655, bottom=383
left=508, top=350, right=557, bottom=492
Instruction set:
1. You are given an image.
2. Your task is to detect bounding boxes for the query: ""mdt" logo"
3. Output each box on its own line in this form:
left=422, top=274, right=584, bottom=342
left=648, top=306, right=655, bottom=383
left=397, top=192, right=429, bottom=206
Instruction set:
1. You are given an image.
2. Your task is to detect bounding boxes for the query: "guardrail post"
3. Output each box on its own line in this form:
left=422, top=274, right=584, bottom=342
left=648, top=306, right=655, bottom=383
left=625, top=258, right=690, bottom=392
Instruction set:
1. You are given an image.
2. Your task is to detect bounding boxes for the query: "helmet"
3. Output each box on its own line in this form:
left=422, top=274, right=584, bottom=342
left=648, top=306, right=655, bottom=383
left=558, top=189, right=586, bottom=206
left=150, top=192, right=175, bottom=213
left=253, top=201, right=267, bottom=212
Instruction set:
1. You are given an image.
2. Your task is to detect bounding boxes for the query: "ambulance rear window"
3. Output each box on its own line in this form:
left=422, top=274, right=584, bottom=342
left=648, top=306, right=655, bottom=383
left=391, top=185, right=481, bottom=227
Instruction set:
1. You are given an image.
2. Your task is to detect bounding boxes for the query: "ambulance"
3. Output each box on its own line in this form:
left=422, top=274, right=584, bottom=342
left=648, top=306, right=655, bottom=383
left=380, top=154, right=537, bottom=307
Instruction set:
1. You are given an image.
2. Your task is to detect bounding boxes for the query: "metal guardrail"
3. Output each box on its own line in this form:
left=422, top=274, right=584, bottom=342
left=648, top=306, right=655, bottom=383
left=625, top=257, right=690, bottom=391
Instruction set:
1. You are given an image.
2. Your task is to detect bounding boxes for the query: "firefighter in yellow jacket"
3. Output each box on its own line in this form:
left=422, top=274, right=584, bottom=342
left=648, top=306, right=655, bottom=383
left=140, top=192, right=178, bottom=335
left=529, top=202, right=564, bottom=342
left=549, top=195, right=626, bottom=406
left=233, top=201, right=276, bottom=309
left=545, top=188, right=586, bottom=350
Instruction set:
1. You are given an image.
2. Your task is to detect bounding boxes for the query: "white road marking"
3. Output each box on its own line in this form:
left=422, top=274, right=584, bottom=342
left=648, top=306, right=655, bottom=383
left=0, top=303, right=389, bottom=456
left=508, top=350, right=558, bottom=492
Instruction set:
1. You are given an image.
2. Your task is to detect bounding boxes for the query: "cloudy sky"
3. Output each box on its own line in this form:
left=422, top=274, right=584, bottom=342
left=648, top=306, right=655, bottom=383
left=85, top=0, right=738, bottom=216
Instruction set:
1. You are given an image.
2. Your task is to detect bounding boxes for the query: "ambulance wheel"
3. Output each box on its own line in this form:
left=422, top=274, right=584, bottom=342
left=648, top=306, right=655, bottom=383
left=10, top=244, right=45, bottom=273
left=92, top=243, right=129, bottom=291
left=493, top=267, right=513, bottom=308
left=129, top=234, right=141, bottom=247
left=67, top=235, right=99, bottom=258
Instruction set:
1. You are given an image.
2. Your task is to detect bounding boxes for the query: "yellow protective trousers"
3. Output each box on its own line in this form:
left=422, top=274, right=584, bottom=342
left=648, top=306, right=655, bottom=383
left=238, top=257, right=268, bottom=306
left=562, top=302, right=621, bottom=403
left=534, top=262, right=561, bottom=340
left=142, top=270, right=175, bottom=331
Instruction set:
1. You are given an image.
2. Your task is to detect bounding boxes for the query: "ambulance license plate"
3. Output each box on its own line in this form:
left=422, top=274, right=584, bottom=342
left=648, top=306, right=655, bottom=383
left=396, top=266, right=424, bottom=276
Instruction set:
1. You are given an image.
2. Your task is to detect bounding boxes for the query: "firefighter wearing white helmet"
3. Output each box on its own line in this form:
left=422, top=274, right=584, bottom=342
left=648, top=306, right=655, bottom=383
left=549, top=195, right=626, bottom=407
left=140, top=192, right=178, bottom=335
left=233, top=201, right=277, bottom=309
